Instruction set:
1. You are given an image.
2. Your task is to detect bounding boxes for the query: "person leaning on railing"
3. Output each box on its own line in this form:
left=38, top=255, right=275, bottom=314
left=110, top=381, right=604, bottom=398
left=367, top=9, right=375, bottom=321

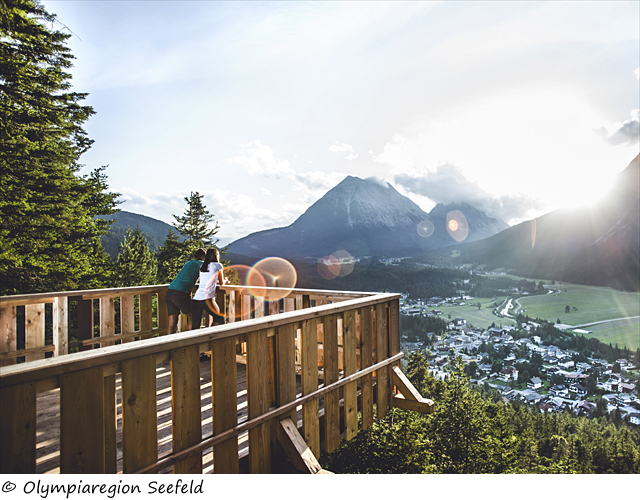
left=165, top=248, right=206, bottom=334
left=192, top=247, right=229, bottom=328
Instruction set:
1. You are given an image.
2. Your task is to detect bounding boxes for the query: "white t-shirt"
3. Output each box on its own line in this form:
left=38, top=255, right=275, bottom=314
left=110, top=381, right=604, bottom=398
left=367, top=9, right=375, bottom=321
left=193, top=262, right=223, bottom=300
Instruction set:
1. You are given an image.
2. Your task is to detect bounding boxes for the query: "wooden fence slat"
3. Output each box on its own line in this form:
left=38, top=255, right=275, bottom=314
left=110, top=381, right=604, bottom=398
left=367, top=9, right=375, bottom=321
left=343, top=309, right=358, bottom=440
left=60, top=367, right=105, bottom=473
left=276, top=323, right=296, bottom=424
left=77, top=298, right=93, bottom=351
left=0, top=305, right=17, bottom=367
left=53, top=296, right=68, bottom=356
left=322, top=314, right=340, bottom=453
left=376, top=303, right=390, bottom=419
left=212, top=337, right=239, bottom=473
left=0, top=382, right=36, bottom=473
left=247, top=329, right=270, bottom=473
left=100, top=297, right=116, bottom=347
left=157, top=290, right=168, bottom=333
left=389, top=298, right=400, bottom=357
left=104, top=374, right=117, bottom=473
left=254, top=296, right=264, bottom=318
left=227, top=289, right=236, bottom=323
left=171, top=345, right=202, bottom=473
left=121, top=295, right=135, bottom=343
left=139, top=293, right=153, bottom=338
left=301, top=318, right=320, bottom=457
left=122, top=355, right=157, bottom=473
left=25, top=303, right=45, bottom=361
left=360, top=306, right=374, bottom=430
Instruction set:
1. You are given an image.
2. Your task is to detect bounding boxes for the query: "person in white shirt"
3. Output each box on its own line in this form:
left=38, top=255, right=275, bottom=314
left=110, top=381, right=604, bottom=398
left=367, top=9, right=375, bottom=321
left=192, top=247, right=228, bottom=328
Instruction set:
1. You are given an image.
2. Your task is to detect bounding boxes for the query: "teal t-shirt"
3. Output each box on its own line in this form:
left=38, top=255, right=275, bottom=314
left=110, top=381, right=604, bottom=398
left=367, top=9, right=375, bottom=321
left=168, top=260, right=202, bottom=294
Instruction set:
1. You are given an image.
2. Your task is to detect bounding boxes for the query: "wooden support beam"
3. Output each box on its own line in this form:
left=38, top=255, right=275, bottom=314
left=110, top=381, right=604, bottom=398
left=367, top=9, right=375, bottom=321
left=0, top=345, right=56, bottom=360
left=391, top=365, right=421, bottom=402
left=392, top=394, right=435, bottom=414
left=276, top=418, right=321, bottom=474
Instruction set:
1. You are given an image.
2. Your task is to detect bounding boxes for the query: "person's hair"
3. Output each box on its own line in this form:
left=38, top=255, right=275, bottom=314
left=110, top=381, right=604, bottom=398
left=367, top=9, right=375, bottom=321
left=194, top=248, right=206, bottom=260
left=200, top=247, right=220, bottom=272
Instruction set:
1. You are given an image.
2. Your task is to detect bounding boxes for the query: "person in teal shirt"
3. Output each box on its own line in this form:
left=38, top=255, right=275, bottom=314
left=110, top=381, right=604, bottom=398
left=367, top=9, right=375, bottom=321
left=165, top=248, right=206, bottom=334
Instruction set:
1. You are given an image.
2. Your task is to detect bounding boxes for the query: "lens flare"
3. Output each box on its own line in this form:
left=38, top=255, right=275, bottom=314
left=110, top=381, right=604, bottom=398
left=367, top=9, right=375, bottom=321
left=318, top=255, right=340, bottom=280
left=446, top=210, right=469, bottom=242
left=248, top=257, right=297, bottom=300
left=317, top=250, right=355, bottom=279
left=417, top=220, right=435, bottom=237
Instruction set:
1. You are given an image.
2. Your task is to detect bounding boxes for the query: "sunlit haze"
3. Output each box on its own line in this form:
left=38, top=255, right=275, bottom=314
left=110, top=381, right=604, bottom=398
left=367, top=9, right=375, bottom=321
left=44, top=0, right=640, bottom=246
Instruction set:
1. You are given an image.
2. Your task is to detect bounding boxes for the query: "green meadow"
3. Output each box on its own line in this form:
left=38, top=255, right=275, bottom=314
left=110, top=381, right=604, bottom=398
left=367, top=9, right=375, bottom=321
left=514, top=283, right=640, bottom=350
left=423, top=296, right=518, bottom=330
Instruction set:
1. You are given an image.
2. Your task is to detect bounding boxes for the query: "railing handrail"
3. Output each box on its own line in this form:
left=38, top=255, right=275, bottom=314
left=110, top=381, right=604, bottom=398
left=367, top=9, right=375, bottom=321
left=0, top=284, right=377, bottom=305
left=0, top=292, right=400, bottom=389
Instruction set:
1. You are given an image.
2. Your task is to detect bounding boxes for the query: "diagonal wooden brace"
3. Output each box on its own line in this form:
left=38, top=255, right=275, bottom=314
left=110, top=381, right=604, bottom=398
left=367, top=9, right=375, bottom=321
left=391, top=365, right=435, bottom=414
left=276, top=418, right=323, bottom=474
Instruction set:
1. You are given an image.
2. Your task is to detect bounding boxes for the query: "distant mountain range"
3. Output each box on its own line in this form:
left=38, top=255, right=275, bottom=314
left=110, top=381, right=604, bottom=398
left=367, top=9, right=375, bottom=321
left=228, top=176, right=509, bottom=259
left=430, top=154, right=640, bottom=291
left=96, top=211, right=176, bottom=259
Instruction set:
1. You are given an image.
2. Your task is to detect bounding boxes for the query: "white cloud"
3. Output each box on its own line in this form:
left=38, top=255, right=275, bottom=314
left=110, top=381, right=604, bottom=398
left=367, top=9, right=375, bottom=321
left=635, top=67, right=640, bottom=80
left=229, top=140, right=294, bottom=177
left=601, top=109, right=640, bottom=147
left=329, top=141, right=358, bottom=161
left=262, top=188, right=272, bottom=196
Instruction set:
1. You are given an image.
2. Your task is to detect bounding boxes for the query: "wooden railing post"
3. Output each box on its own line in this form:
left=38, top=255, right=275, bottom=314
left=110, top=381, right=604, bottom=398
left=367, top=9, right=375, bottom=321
left=375, top=302, right=390, bottom=419
left=171, top=345, right=202, bottom=473
left=25, top=303, right=45, bottom=361
left=0, top=382, right=36, bottom=473
left=53, top=296, right=68, bottom=356
left=0, top=305, right=17, bottom=366
left=301, top=318, right=320, bottom=457
left=247, top=329, right=270, bottom=473
left=343, top=309, right=358, bottom=440
left=360, top=306, right=374, bottom=430
left=212, top=336, right=239, bottom=473
left=323, top=314, right=340, bottom=453
left=60, top=368, right=105, bottom=473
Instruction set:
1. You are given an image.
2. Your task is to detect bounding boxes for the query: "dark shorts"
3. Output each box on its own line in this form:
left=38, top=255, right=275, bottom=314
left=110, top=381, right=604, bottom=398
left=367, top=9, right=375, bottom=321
left=165, top=289, right=192, bottom=316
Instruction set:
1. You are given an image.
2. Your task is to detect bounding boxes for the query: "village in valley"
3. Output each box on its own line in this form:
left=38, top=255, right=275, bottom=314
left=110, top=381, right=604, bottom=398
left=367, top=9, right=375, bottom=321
left=399, top=289, right=640, bottom=428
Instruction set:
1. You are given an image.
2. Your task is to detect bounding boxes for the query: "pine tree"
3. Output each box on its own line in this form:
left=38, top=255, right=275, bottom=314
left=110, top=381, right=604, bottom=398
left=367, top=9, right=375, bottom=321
left=0, top=0, right=119, bottom=294
left=156, top=228, right=185, bottom=284
left=172, top=191, right=219, bottom=252
left=114, top=227, right=157, bottom=287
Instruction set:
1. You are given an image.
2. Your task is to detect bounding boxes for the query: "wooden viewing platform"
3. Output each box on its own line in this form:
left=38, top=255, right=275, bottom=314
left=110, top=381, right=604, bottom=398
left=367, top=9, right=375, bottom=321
left=1, top=284, right=434, bottom=474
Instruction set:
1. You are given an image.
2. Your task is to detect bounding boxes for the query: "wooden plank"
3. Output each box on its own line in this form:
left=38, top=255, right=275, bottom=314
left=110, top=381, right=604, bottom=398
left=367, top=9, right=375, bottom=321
left=139, top=293, right=153, bottom=338
left=53, top=296, right=68, bottom=356
left=376, top=302, right=390, bottom=419
left=121, top=295, right=135, bottom=343
left=227, top=289, right=236, bottom=323
left=0, top=344, right=55, bottom=360
left=76, top=298, right=93, bottom=352
left=391, top=365, right=421, bottom=401
left=60, top=367, right=105, bottom=473
left=242, top=294, right=252, bottom=321
left=247, top=329, right=270, bottom=473
left=392, top=394, right=435, bottom=414
left=0, top=305, right=17, bottom=366
left=254, top=296, right=264, bottom=318
left=25, top=303, right=45, bottom=361
left=104, top=375, right=117, bottom=473
left=322, top=314, right=340, bottom=453
left=276, top=323, right=297, bottom=423
left=389, top=298, right=400, bottom=357
left=157, top=290, right=168, bottom=333
left=171, top=345, right=202, bottom=473
left=343, top=309, right=358, bottom=440
left=122, top=355, right=157, bottom=473
left=0, top=382, right=36, bottom=473
left=211, top=337, right=239, bottom=473
left=276, top=418, right=321, bottom=474
left=269, top=300, right=279, bottom=317
left=284, top=297, right=295, bottom=312
left=360, top=306, right=374, bottom=430
left=301, top=318, right=320, bottom=457
left=100, top=297, right=116, bottom=347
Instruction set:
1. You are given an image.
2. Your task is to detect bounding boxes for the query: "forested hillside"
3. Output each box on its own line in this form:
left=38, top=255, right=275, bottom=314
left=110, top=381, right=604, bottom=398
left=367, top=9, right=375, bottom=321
left=321, top=357, right=640, bottom=474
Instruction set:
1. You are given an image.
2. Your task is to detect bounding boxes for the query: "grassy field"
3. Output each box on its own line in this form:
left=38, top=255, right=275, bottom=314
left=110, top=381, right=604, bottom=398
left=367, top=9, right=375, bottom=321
left=513, top=283, right=640, bottom=350
left=422, top=296, right=518, bottom=330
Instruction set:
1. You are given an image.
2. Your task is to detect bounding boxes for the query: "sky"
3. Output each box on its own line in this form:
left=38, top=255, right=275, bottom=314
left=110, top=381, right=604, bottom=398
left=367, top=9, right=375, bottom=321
left=43, top=0, right=640, bottom=247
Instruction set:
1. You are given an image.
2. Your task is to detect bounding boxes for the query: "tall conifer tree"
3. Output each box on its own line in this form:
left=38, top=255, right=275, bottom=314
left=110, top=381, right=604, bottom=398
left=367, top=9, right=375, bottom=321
left=0, top=0, right=119, bottom=294
left=114, top=226, right=157, bottom=287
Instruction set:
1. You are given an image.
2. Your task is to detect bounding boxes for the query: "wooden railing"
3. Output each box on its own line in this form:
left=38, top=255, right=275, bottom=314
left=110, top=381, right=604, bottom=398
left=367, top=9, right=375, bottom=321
left=0, top=285, right=433, bottom=474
